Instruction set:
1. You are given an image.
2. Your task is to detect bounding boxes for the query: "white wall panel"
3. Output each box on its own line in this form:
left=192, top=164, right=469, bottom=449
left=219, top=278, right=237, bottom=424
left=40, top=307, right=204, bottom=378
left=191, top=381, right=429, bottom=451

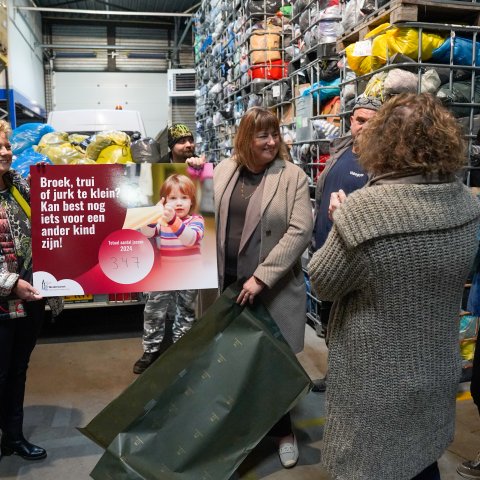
left=7, top=0, right=45, bottom=112
left=52, top=71, right=169, bottom=137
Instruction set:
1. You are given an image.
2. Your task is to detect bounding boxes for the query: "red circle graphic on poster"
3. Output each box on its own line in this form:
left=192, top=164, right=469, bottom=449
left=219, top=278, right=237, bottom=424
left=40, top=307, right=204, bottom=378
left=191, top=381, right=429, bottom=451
left=98, top=229, right=155, bottom=284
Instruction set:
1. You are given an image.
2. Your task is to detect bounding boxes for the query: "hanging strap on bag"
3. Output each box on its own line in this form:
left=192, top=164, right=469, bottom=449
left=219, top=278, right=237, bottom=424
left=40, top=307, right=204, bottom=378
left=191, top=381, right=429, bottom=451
left=10, top=185, right=31, bottom=219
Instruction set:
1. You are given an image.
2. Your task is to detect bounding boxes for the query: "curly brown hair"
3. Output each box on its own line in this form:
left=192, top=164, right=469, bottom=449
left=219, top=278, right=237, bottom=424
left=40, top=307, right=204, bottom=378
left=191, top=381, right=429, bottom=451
left=233, top=107, right=289, bottom=171
left=356, top=93, right=466, bottom=176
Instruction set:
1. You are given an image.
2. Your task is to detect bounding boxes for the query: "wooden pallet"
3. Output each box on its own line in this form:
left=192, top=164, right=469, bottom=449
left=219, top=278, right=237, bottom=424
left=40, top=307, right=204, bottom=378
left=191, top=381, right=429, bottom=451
left=337, top=0, right=480, bottom=51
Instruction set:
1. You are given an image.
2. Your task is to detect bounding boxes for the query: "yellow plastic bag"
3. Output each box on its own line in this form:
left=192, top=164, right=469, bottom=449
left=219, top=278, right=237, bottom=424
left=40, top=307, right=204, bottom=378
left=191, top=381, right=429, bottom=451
left=346, top=25, right=389, bottom=76
left=85, top=130, right=130, bottom=161
left=346, top=23, right=446, bottom=76
left=36, top=143, right=85, bottom=165
left=364, top=71, right=388, bottom=100
left=346, top=41, right=387, bottom=76
left=68, top=133, right=89, bottom=145
left=460, top=339, right=476, bottom=361
left=386, top=27, right=445, bottom=61
left=38, top=131, right=69, bottom=146
left=96, top=145, right=133, bottom=164
left=68, top=157, right=97, bottom=165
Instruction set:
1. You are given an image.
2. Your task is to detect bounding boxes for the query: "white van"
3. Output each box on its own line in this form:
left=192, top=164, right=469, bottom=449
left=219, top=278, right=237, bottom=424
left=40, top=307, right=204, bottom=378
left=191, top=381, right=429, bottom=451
left=47, top=109, right=147, bottom=138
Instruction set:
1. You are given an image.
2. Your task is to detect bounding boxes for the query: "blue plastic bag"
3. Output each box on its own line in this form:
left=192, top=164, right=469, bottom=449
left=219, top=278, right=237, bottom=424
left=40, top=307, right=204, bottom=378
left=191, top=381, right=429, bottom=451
left=431, top=37, right=480, bottom=66
left=11, top=123, right=55, bottom=155
left=200, top=34, right=212, bottom=53
left=302, top=77, right=341, bottom=102
left=12, top=147, right=52, bottom=177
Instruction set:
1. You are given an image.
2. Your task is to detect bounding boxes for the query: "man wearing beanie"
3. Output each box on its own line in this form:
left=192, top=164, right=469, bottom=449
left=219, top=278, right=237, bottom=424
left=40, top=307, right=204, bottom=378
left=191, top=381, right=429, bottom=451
left=163, top=123, right=198, bottom=164
left=310, top=95, right=382, bottom=391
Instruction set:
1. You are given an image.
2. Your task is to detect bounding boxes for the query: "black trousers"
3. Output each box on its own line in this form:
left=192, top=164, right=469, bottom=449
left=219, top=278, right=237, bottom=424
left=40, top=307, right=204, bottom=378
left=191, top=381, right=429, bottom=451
left=0, top=300, right=44, bottom=439
left=472, top=333, right=480, bottom=415
left=268, top=413, right=292, bottom=437
left=411, top=462, right=440, bottom=480
left=320, top=300, right=333, bottom=330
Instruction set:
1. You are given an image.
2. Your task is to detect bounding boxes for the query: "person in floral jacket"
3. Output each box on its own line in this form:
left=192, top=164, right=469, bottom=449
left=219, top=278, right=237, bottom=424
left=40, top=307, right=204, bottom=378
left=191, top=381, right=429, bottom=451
left=0, top=119, right=62, bottom=462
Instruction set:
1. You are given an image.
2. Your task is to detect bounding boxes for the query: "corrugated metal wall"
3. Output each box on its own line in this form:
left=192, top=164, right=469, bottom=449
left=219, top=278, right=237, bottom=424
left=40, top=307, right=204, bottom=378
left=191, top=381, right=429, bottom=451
left=46, top=24, right=194, bottom=73
left=171, top=98, right=195, bottom=131
left=116, top=26, right=169, bottom=72
left=50, top=24, right=109, bottom=71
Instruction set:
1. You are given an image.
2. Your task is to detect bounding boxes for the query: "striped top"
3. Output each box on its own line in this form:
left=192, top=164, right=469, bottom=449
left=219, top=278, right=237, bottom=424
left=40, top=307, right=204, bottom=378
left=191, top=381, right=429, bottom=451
left=141, top=214, right=204, bottom=256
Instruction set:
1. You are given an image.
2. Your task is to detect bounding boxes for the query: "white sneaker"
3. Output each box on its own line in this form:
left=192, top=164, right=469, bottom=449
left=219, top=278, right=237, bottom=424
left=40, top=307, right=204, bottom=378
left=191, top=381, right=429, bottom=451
left=278, top=434, right=299, bottom=468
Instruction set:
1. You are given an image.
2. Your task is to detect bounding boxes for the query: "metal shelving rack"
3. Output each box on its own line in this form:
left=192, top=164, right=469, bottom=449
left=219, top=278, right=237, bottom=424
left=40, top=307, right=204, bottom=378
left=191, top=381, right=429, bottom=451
left=194, top=0, right=480, bottom=335
left=194, top=0, right=291, bottom=164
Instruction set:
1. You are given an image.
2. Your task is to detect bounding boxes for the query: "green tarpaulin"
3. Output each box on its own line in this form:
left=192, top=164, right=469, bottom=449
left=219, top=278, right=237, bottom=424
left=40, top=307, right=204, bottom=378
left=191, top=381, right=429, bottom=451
left=80, top=284, right=311, bottom=480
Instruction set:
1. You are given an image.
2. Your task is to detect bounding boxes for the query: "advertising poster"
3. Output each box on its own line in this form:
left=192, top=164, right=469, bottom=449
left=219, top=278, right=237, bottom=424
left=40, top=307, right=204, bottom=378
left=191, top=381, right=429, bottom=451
left=30, top=163, right=218, bottom=296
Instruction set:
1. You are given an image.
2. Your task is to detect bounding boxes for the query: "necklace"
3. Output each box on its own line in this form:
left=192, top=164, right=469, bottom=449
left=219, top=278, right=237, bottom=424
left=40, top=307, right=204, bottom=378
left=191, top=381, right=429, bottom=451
left=240, top=174, right=255, bottom=200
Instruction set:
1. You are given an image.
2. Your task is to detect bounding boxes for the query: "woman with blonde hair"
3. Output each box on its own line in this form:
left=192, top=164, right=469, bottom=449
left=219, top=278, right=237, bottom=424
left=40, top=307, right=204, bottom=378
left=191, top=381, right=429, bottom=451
left=214, top=107, right=313, bottom=468
left=0, top=120, right=62, bottom=461
left=309, top=93, right=480, bottom=480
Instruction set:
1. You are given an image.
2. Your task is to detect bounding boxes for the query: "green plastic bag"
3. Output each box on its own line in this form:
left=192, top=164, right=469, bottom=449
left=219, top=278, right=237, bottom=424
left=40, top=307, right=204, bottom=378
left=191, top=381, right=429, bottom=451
left=80, top=283, right=311, bottom=480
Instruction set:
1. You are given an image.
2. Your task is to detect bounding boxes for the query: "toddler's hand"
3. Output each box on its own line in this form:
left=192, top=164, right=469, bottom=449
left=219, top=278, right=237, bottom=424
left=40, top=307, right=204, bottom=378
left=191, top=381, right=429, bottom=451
left=159, top=198, right=175, bottom=224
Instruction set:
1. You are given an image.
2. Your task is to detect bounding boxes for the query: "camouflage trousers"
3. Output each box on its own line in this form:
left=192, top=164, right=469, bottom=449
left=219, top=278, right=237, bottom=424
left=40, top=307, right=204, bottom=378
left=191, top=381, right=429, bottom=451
left=142, top=289, right=197, bottom=353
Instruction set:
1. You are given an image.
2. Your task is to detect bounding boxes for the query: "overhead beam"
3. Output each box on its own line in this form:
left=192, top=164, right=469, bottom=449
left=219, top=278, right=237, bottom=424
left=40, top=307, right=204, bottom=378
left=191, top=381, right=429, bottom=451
left=42, top=16, right=173, bottom=26
left=184, top=2, right=200, bottom=14
left=92, top=0, right=133, bottom=11
left=16, top=6, right=193, bottom=17
left=37, top=43, right=182, bottom=51
left=176, top=17, right=194, bottom=49
left=43, top=0, right=82, bottom=7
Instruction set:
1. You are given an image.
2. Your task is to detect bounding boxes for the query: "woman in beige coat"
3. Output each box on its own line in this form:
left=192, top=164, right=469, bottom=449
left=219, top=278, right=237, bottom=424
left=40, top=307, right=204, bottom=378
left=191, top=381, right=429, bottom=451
left=309, top=93, right=480, bottom=480
left=214, top=107, right=313, bottom=469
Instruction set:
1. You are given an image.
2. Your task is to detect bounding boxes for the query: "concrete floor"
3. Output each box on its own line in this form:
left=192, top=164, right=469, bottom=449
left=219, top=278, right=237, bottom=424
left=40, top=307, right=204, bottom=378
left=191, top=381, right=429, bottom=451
left=0, top=321, right=478, bottom=480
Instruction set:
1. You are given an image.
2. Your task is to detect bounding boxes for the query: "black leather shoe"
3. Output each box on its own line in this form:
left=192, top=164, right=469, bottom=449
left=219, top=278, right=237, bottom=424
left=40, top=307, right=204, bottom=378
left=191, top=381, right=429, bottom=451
left=1, top=436, right=47, bottom=460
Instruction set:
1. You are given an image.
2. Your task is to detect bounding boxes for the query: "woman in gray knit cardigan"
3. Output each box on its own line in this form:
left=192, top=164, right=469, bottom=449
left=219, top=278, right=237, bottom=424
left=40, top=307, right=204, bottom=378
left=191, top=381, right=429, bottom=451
left=308, top=93, right=480, bottom=480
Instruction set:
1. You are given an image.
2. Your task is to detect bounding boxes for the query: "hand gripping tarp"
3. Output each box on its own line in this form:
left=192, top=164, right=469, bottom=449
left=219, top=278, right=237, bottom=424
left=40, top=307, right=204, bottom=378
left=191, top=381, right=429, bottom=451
left=79, top=283, right=311, bottom=480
